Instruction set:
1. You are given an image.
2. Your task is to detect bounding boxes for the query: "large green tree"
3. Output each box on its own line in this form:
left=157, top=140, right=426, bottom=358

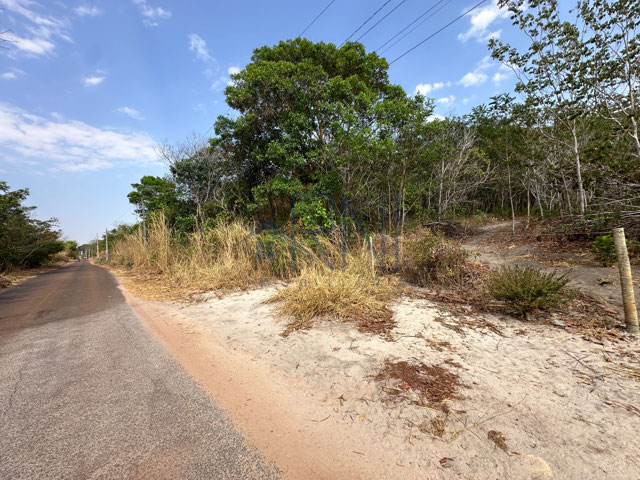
left=213, top=38, right=412, bottom=221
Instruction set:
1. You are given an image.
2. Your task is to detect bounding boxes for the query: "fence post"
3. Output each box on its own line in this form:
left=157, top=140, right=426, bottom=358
left=341, top=193, right=347, bottom=271
left=290, top=196, right=296, bottom=274
left=381, top=194, right=386, bottom=272
left=612, top=227, right=639, bottom=334
left=368, top=236, right=375, bottom=276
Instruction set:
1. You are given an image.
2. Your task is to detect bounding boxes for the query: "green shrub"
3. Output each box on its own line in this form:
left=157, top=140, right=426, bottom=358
left=591, top=235, right=617, bottom=267
left=401, top=229, right=468, bottom=286
left=488, top=265, right=569, bottom=315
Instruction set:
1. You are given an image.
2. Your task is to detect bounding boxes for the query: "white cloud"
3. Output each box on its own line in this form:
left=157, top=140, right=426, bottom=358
left=188, top=33, right=212, bottom=62
left=117, top=106, right=144, bottom=120
left=427, top=114, right=446, bottom=122
left=414, top=81, right=450, bottom=96
left=492, top=72, right=509, bottom=84
left=74, top=5, right=103, bottom=17
left=83, top=75, right=105, bottom=86
left=476, top=55, right=494, bottom=71
left=437, top=95, right=456, bottom=104
left=0, top=103, right=158, bottom=172
left=211, top=75, right=229, bottom=91
left=8, top=33, right=57, bottom=56
left=1, top=68, right=24, bottom=80
left=458, top=72, right=488, bottom=87
left=209, top=66, right=242, bottom=90
left=457, top=0, right=509, bottom=43
left=0, top=0, right=69, bottom=56
left=132, top=0, right=171, bottom=27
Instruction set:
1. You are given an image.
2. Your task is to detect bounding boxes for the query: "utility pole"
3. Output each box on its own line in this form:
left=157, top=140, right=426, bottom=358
left=96, top=235, right=99, bottom=259
left=105, top=228, right=109, bottom=262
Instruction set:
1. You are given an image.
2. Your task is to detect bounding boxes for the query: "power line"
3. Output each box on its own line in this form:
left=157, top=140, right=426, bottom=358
left=376, top=0, right=451, bottom=52
left=380, top=0, right=453, bottom=54
left=355, top=0, right=409, bottom=42
left=200, top=107, right=231, bottom=142
left=299, top=0, right=337, bottom=37
left=389, top=0, right=488, bottom=65
left=340, top=0, right=392, bottom=47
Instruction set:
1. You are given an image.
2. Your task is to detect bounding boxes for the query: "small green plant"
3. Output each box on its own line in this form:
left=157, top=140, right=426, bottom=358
left=488, top=265, right=569, bottom=315
left=591, top=235, right=617, bottom=267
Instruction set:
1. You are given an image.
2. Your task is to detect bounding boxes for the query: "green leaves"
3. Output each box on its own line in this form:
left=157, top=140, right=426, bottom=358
left=213, top=38, right=409, bottom=215
left=0, top=183, right=64, bottom=269
left=489, top=265, right=570, bottom=315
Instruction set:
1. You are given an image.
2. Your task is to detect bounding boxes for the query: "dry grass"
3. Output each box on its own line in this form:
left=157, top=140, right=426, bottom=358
left=267, top=240, right=400, bottom=336
left=113, top=216, right=402, bottom=337
left=112, top=217, right=294, bottom=300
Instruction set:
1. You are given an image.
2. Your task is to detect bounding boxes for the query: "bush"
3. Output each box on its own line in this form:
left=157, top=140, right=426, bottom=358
left=267, top=241, right=398, bottom=336
left=591, top=235, right=617, bottom=267
left=401, top=229, right=468, bottom=286
left=488, top=265, right=569, bottom=315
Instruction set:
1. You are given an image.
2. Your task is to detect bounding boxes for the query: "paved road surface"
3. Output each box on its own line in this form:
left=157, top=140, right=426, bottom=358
left=0, top=261, right=278, bottom=479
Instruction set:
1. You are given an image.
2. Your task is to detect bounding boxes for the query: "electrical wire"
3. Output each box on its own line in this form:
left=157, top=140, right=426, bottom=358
left=355, top=0, right=409, bottom=42
left=389, top=0, right=488, bottom=64
left=340, top=0, right=392, bottom=47
left=376, top=0, right=451, bottom=52
left=299, top=0, right=337, bottom=37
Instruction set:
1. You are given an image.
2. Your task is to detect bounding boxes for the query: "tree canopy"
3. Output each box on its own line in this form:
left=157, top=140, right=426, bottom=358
left=0, top=182, right=64, bottom=270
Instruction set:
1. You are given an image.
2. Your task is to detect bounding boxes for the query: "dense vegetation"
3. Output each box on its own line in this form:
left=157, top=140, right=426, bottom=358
left=0, top=182, right=65, bottom=270
left=123, top=0, right=638, bottom=238
left=109, top=0, right=637, bottom=335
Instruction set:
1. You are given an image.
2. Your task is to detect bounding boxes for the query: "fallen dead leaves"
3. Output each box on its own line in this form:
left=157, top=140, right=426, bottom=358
left=374, top=359, right=464, bottom=413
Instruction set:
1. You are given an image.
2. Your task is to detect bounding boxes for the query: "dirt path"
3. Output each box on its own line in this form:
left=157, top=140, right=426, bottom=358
left=462, top=222, right=640, bottom=314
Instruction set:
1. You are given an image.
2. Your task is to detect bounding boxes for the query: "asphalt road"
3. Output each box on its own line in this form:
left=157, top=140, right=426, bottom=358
left=0, top=261, right=278, bottom=479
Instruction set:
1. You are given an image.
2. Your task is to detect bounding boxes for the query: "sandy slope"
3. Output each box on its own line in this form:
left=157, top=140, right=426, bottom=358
left=120, top=281, right=640, bottom=480
left=462, top=222, right=640, bottom=315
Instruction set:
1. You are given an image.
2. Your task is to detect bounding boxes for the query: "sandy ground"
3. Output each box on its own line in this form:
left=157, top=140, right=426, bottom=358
left=463, top=222, right=640, bottom=314
left=120, top=279, right=640, bottom=480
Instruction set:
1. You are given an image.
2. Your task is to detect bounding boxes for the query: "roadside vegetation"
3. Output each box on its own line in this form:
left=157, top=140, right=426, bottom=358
left=102, top=0, right=638, bottom=337
left=0, top=182, right=74, bottom=289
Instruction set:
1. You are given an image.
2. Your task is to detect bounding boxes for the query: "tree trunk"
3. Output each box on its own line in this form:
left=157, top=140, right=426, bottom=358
left=508, top=165, right=515, bottom=234
left=571, top=121, right=586, bottom=217
left=560, top=167, right=573, bottom=217
left=630, top=116, right=640, bottom=164
left=526, top=188, right=531, bottom=228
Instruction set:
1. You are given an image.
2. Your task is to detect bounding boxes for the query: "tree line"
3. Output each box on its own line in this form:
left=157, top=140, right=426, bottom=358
left=0, top=182, right=74, bottom=270
left=126, top=0, right=639, bottom=237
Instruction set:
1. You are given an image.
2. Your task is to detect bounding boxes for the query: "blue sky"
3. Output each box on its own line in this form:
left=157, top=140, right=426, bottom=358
left=0, top=0, right=520, bottom=243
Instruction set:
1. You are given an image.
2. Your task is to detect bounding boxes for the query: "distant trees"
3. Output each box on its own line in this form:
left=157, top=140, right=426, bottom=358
left=0, top=182, right=64, bottom=270
left=490, top=0, right=639, bottom=219
left=126, top=1, right=639, bottom=236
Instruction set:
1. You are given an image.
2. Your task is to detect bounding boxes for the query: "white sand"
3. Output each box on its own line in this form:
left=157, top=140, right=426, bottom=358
left=124, top=284, right=640, bottom=479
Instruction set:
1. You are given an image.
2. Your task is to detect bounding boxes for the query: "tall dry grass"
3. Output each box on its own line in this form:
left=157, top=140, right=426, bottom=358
left=112, top=216, right=401, bottom=335
left=267, top=238, right=399, bottom=336
left=112, top=216, right=295, bottom=299
left=114, top=217, right=479, bottom=337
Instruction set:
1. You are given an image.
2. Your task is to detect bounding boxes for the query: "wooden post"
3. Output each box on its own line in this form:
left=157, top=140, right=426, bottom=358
left=612, top=227, right=639, bottom=334
left=368, top=236, right=375, bottom=276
